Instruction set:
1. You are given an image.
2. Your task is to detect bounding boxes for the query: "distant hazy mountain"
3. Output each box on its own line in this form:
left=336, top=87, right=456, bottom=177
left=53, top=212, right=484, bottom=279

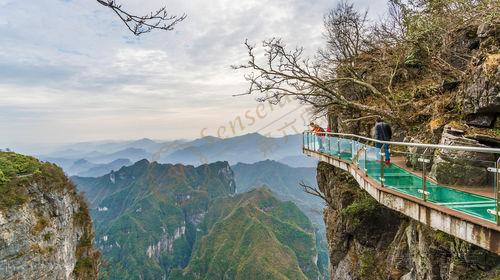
left=161, top=133, right=304, bottom=165
left=40, top=134, right=306, bottom=170
left=278, top=155, right=318, bottom=168
left=85, top=147, right=150, bottom=164
left=67, top=159, right=96, bottom=175
left=171, top=188, right=320, bottom=280
left=43, top=148, right=105, bottom=159
left=77, top=158, right=132, bottom=177
left=41, top=138, right=184, bottom=159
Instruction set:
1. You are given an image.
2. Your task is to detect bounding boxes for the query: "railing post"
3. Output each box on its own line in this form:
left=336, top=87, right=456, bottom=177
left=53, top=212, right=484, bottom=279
left=307, top=132, right=310, bottom=150
left=337, top=138, right=341, bottom=156
left=422, top=159, right=427, bottom=202
left=380, top=147, right=385, bottom=187
left=364, top=146, right=368, bottom=175
left=497, top=158, right=500, bottom=226
left=350, top=139, right=353, bottom=161
left=327, top=134, right=331, bottom=155
left=313, top=133, right=316, bottom=151
left=306, top=132, right=309, bottom=150
left=417, top=157, right=431, bottom=201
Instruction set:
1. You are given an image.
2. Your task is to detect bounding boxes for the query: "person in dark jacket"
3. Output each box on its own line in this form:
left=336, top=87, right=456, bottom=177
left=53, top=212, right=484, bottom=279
left=373, top=117, right=392, bottom=166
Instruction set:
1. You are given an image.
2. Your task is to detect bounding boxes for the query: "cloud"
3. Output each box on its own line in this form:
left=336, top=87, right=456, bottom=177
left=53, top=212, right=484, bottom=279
left=0, top=0, right=388, bottom=149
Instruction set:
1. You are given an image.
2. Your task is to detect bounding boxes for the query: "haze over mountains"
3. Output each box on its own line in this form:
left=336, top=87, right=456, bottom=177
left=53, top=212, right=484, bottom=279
left=39, top=133, right=317, bottom=176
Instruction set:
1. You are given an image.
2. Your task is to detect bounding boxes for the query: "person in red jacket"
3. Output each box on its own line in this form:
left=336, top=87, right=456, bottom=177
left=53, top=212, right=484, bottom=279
left=310, top=122, right=325, bottom=150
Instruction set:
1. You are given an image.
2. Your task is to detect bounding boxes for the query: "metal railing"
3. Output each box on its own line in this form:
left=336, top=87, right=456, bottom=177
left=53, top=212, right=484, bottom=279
left=303, top=131, right=500, bottom=226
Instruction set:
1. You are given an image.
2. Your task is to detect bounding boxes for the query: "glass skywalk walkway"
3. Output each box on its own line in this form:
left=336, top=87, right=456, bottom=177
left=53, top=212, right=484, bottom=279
left=303, top=132, right=499, bottom=224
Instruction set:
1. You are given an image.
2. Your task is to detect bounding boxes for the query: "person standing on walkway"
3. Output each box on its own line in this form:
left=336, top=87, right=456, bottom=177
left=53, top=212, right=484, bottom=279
left=373, top=118, right=392, bottom=166
left=310, top=122, right=325, bottom=151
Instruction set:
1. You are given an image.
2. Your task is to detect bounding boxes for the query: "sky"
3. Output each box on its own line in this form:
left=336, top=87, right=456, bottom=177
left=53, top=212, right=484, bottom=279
left=0, top=0, right=387, bottom=152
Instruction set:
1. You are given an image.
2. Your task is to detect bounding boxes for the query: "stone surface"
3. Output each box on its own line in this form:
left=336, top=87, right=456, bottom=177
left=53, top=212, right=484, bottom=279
left=461, top=23, right=500, bottom=127
left=0, top=178, right=99, bottom=280
left=445, top=25, right=480, bottom=71
left=430, top=125, right=495, bottom=187
left=465, top=113, right=497, bottom=127
left=404, top=137, right=434, bottom=171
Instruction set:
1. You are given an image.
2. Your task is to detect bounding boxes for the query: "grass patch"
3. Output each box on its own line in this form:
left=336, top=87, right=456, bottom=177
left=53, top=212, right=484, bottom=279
left=0, top=152, right=42, bottom=211
left=33, top=216, right=49, bottom=234
left=359, top=251, right=377, bottom=279
left=341, top=195, right=378, bottom=228
left=0, top=152, right=76, bottom=211
left=43, top=232, right=54, bottom=241
left=30, top=243, right=50, bottom=255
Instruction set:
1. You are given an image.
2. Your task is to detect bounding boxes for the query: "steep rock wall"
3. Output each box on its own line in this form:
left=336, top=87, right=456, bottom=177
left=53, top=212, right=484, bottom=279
left=317, top=162, right=500, bottom=280
left=0, top=155, right=99, bottom=280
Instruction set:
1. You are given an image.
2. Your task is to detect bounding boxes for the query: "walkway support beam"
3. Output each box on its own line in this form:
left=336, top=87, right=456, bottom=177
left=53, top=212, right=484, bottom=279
left=303, top=147, right=500, bottom=255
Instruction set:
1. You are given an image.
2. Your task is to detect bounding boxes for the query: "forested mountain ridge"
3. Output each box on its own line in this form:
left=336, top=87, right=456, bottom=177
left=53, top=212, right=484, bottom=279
left=232, top=160, right=330, bottom=277
left=170, top=188, right=320, bottom=280
left=232, top=160, right=323, bottom=227
left=73, top=159, right=323, bottom=279
left=72, top=160, right=236, bottom=279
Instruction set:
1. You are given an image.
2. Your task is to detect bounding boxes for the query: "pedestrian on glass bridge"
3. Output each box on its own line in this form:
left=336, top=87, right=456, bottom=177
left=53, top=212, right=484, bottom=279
left=373, top=117, right=392, bottom=166
left=310, top=122, right=325, bottom=151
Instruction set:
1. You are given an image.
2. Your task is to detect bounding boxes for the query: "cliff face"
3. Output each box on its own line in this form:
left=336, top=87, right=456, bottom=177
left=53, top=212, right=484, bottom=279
left=315, top=18, right=500, bottom=279
left=0, top=152, right=99, bottom=280
left=317, top=162, right=500, bottom=280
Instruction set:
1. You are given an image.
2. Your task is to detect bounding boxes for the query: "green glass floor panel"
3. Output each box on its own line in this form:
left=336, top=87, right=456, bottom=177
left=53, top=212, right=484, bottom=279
left=308, top=136, right=497, bottom=223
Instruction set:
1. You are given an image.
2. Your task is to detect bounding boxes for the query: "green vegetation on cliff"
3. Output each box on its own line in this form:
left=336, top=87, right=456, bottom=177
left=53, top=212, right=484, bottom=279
left=0, top=152, right=42, bottom=209
left=232, top=160, right=330, bottom=278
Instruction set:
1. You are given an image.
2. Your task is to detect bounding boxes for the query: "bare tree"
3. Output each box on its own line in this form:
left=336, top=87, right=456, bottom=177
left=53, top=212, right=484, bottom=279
left=319, top=1, right=368, bottom=73
left=233, top=1, right=436, bottom=127
left=97, top=0, right=186, bottom=35
left=299, top=182, right=329, bottom=204
left=232, top=36, right=397, bottom=123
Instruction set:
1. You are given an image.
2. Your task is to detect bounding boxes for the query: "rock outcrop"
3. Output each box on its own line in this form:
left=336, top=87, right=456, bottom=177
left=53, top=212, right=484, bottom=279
left=0, top=152, right=99, bottom=280
left=430, top=125, right=495, bottom=186
left=462, top=23, right=500, bottom=127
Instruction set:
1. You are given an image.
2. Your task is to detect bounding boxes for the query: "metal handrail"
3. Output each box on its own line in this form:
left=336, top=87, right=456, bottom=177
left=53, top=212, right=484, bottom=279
left=303, top=130, right=500, bottom=225
left=305, top=131, right=500, bottom=154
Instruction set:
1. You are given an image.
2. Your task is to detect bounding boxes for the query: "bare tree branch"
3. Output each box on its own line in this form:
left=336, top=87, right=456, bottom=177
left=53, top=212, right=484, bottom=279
left=97, top=0, right=186, bottom=35
left=232, top=37, right=399, bottom=123
left=299, top=182, right=328, bottom=203
left=341, top=115, right=381, bottom=123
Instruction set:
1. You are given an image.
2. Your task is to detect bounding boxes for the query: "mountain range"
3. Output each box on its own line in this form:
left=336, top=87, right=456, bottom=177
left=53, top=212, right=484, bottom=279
left=39, top=133, right=317, bottom=177
left=72, top=159, right=324, bottom=279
